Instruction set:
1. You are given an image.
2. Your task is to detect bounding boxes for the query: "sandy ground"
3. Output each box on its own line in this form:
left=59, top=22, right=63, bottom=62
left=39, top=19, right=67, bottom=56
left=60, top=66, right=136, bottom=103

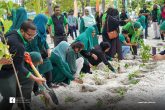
left=0, top=24, right=165, bottom=110
left=30, top=25, right=165, bottom=110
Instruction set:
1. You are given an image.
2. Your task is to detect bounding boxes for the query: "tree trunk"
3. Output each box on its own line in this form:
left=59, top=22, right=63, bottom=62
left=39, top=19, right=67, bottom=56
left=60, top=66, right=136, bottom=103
left=96, top=0, right=99, bottom=12
left=74, top=0, right=78, bottom=17
left=102, top=0, right=105, bottom=13
left=47, top=0, right=53, bottom=16
left=122, top=0, right=125, bottom=9
left=21, top=0, right=25, bottom=6
left=80, top=0, right=85, bottom=14
left=86, top=0, right=90, bottom=6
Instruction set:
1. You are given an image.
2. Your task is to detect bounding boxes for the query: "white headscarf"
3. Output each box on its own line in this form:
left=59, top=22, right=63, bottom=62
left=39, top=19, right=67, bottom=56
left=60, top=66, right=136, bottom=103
left=83, top=7, right=96, bottom=27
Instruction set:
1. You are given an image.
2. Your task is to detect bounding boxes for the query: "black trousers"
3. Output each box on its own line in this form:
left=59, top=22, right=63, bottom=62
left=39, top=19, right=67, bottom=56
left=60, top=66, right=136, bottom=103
left=103, top=36, right=122, bottom=60
left=17, top=72, right=34, bottom=110
left=53, top=35, right=67, bottom=47
left=161, top=33, right=164, bottom=40
left=0, top=74, right=16, bottom=110
left=80, top=51, right=91, bottom=73
left=128, top=34, right=137, bottom=55
left=131, top=46, right=137, bottom=55
left=144, top=23, right=148, bottom=39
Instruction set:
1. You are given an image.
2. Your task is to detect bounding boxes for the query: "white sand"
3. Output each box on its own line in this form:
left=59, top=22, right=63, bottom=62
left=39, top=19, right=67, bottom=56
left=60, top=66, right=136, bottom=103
left=2, top=25, right=164, bottom=110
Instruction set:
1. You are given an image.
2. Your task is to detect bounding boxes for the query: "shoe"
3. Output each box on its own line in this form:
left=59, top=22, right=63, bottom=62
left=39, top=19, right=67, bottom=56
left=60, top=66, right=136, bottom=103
left=49, top=83, right=59, bottom=88
left=153, top=37, right=160, bottom=39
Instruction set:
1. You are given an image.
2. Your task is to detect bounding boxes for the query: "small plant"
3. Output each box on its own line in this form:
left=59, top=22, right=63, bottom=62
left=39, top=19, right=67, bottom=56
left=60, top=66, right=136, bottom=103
left=93, top=74, right=103, bottom=85
left=79, top=72, right=85, bottom=80
left=114, top=53, right=121, bottom=72
left=65, top=96, right=74, bottom=103
left=158, top=47, right=161, bottom=51
left=128, top=71, right=141, bottom=85
left=104, top=66, right=109, bottom=72
left=96, top=98, right=103, bottom=108
left=139, top=63, right=146, bottom=69
left=128, top=71, right=140, bottom=80
left=92, top=66, right=98, bottom=71
left=163, top=46, right=165, bottom=49
left=116, top=87, right=127, bottom=97
left=124, top=63, right=130, bottom=69
left=130, top=79, right=140, bottom=84
left=139, top=42, right=151, bottom=64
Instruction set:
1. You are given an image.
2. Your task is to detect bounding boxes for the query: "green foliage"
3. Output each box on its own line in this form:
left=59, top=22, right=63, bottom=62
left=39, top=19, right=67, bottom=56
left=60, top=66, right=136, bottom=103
left=65, top=96, right=74, bottom=103
left=0, top=1, right=19, bottom=16
left=96, top=98, right=103, bottom=108
left=93, top=74, right=103, bottom=85
left=128, top=71, right=140, bottom=85
left=55, top=0, right=74, bottom=12
left=0, top=42, right=11, bottom=70
left=92, top=65, right=98, bottom=71
left=130, top=79, right=139, bottom=84
left=3, top=19, right=12, bottom=33
left=139, top=63, right=146, bottom=68
left=140, top=42, right=151, bottom=63
left=158, top=47, right=161, bottom=51
left=116, top=87, right=127, bottom=97
left=128, top=71, right=140, bottom=80
left=103, top=66, right=109, bottom=72
left=124, top=63, right=130, bottom=69
left=79, top=72, right=85, bottom=80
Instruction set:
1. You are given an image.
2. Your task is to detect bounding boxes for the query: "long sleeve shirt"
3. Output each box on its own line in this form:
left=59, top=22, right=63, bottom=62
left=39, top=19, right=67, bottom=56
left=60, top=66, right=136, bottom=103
left=0, top=30, right=31, bottom=78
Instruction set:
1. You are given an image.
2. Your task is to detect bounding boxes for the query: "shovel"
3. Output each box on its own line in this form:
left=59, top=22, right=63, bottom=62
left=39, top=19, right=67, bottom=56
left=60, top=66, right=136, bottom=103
left=24, top=52, right=59, bottom=105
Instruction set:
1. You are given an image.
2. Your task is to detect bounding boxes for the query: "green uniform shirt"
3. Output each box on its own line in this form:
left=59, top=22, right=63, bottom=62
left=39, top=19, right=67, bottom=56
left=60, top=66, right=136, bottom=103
left=17, top=29, right=31, bottom=78
left=119, top=34, right=126, bottom=46
left=47, top=15, right=68, bottom=35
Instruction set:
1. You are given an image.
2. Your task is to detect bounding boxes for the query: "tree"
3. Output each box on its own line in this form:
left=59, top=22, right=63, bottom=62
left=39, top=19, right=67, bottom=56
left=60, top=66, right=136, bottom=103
left=47, top=0, right=53, bottom=15
left=80, top=0, right=85, bottom=14
left=102, top=0, right=105, bottom=12
left=86, top=0, right=90, bottom=6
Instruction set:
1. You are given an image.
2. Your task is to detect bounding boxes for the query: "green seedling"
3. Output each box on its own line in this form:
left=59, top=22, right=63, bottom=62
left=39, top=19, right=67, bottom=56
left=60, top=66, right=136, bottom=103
left=128, top=71, right=140, bottom=80
left=92, top=66, right=98, bottom=71
left=96, top=98, right=103, bottom=108
left=79, top=72, right=85, bottom=80
left=139, top=63, right=146, bottom=68
left=93, top=74, right=103, bottom=85
left=158, top=47, right=161, bottom=51
left=139, top=42, right=151, bottom=64
left=65, top=96, right=74, bottom=103
left=103, top=66, right=109, bottom=72
left=124, top=63, right=130, bottom=69
left=129, top=79, right=140, bottom=84
left=116, top=87, right=127, bottom=97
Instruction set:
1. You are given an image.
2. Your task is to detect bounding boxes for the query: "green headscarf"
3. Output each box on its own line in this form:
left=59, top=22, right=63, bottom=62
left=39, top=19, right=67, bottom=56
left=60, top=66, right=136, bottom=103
left=137, top=15, right=146, bottom=29
left=30, top=52, right=42, bottom=63
left=10, top=7, right=28, bottom=31
left=52, top=41, right=70, bottom=62
left=75, top=26, right=95, bottom=50
left=133, top=21, right=141, bottom=29
left=160, top=21, right=165, bottom=31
